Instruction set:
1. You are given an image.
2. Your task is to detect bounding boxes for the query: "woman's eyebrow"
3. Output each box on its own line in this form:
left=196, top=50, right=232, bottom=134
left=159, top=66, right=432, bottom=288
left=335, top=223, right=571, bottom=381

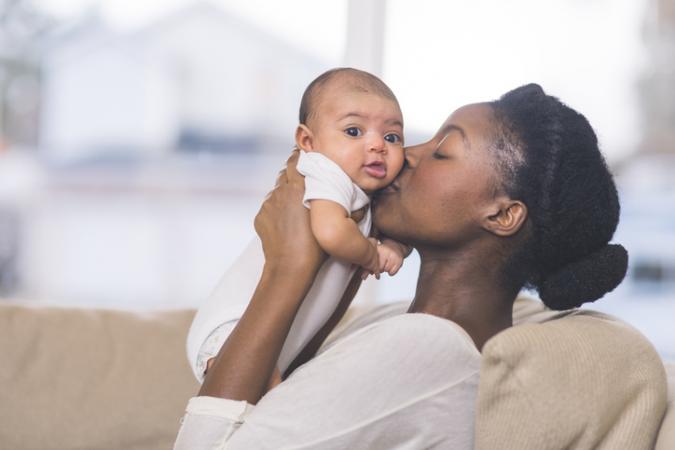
left=439, top=124, right=470, bottom=148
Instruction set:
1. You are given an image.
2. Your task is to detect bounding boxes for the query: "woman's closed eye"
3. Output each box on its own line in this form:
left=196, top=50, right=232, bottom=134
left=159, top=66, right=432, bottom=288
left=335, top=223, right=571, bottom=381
left=344, top=127, right=362, bottom=137
left=432, top=151, right=448, bottom=160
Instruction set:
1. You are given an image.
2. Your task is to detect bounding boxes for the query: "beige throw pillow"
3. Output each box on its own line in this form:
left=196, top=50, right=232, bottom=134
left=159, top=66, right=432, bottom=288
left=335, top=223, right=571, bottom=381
left=476, top=307, right=667, bottom=449
left=655, top=363, right=675, bottom=450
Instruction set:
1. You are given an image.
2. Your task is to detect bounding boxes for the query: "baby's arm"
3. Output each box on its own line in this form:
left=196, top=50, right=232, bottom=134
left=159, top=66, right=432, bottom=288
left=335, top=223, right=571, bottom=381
left=308, top=199, right=379, bottom=275
left=377, top=238, right=412, bottom=277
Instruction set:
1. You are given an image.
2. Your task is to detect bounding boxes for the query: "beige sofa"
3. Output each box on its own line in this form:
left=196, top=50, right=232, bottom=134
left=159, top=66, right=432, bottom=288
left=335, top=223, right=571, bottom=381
left=0, top=297, right=672, bottom=449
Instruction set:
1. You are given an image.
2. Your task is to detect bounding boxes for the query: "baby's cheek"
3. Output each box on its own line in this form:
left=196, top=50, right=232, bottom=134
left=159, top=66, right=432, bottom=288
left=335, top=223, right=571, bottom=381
left=386, top=162, right=405, bottom=183
left=390, top=149, right=405, bottom=171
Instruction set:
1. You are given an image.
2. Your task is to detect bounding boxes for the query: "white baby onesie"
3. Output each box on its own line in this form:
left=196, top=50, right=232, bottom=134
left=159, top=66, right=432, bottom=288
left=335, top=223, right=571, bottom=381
left=186, top=151, right=371, bottom=381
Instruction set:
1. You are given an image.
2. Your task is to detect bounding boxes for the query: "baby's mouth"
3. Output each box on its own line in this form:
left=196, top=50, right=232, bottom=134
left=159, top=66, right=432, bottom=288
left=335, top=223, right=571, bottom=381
left=364, top=161, right=387, bottom=179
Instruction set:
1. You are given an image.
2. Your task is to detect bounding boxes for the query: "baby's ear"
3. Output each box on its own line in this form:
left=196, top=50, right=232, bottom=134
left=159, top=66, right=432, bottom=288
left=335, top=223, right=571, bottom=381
left=295, top=124, right=314, bottom=151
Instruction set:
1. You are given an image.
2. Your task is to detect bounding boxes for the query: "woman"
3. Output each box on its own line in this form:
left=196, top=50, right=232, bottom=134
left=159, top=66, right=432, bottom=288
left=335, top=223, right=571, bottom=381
left=174, top=84, right=628, bottom=449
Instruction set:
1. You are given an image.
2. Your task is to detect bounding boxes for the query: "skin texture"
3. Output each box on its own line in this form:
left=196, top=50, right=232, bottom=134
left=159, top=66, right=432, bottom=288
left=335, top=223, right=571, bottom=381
left=199, top=103, right=529, bottom=404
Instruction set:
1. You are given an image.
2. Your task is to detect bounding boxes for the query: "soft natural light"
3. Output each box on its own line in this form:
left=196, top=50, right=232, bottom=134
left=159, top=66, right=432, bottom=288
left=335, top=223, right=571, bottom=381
left=384, top=0, right=647, bottom=161
left=34, top=0, right=348, bottom=64
left=36, top=0, right=647, bottom=162
left=6, top=0, right=674, bottom=361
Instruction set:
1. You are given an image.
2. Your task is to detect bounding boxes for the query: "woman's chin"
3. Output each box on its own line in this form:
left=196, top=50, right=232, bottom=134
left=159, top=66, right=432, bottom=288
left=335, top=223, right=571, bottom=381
left=371, top=189, right=396, bottom=208
left=371, top=203, right=403, bottom=240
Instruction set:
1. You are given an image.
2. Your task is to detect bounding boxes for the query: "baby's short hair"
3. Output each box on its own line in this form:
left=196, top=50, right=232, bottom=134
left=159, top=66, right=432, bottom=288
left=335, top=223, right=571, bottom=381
left=299, top=67, right=400, bottom=125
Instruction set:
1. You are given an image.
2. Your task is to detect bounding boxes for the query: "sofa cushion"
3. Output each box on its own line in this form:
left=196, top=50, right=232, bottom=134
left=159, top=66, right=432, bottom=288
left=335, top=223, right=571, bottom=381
left=476, top=305, right=668, bottom=450
left=0, top=302, right=199, bottom=450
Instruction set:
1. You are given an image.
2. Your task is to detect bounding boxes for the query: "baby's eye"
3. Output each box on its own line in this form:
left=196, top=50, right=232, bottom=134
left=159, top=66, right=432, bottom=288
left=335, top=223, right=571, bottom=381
left=344, top=127, right=362, bottom=137
left=384, top=133, right=402, bottom=144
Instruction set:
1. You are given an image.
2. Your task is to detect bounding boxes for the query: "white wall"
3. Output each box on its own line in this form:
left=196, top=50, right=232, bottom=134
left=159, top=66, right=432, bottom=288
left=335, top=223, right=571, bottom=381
left=41, top=38, right=166, bottom=159
left=39, top=5, right=327, bottom=161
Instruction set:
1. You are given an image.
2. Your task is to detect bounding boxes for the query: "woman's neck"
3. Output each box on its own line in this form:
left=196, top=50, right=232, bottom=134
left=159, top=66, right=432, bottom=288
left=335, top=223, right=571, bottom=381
left=408, top=246, right=517, bottom=351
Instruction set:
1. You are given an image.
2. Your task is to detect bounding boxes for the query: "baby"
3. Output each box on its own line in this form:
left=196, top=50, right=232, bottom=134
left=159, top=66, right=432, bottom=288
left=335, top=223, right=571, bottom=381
left=295, top=68, right=409, bottom=279
left=186, top=68, right=410, bottom=384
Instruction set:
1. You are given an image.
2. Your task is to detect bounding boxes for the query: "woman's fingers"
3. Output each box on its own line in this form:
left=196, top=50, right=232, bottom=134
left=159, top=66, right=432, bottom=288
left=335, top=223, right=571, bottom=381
left=285, top=148, right=303, bottom=185
left=274, top=168, right=288, bottom=188
left=271, top=149, right=299, bottom=189
left=255, top=147, right=325, bottom=272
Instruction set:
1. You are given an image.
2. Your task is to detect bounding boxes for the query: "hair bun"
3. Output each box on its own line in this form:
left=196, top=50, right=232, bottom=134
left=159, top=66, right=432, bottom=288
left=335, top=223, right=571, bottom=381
left=515, top=83, right=546, bottom=98
left=539, top=244, right=628, bottom=310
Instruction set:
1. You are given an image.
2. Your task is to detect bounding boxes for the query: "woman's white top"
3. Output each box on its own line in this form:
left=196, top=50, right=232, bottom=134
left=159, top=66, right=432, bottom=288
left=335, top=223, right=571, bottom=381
left=174, top=304, right=481, bottom=450
left=186, top=151, right=372, bottom=380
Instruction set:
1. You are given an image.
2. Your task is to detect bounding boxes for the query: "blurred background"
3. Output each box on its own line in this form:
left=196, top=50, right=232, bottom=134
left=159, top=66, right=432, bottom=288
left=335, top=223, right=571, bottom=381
left=0, top=0, right=673, bottom=359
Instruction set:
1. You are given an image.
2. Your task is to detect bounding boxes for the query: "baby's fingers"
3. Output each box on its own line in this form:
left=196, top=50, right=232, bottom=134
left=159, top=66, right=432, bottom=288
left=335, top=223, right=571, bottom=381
left=378, top=255, right=389, bottom=273
left=387, top=262, right=402, bottom=276
left=383, top=256, right=403, bottom=276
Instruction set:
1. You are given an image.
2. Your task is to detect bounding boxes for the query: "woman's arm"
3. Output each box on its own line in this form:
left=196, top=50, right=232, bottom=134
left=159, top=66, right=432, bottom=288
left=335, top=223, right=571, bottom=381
left=198, top=150, right=326, bottom=404
left=283, top=269, right=363, bottom=378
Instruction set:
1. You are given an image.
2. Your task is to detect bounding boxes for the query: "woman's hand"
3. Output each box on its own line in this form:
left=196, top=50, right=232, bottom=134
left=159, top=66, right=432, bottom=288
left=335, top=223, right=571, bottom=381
left=255, top=149, right=326, bottom=274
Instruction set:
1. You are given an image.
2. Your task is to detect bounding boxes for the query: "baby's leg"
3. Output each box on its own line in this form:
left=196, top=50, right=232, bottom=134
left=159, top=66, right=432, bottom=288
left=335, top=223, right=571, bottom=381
left=187, top=238, right=358, bottom=381
left=186, top=238, right=265, bottom=382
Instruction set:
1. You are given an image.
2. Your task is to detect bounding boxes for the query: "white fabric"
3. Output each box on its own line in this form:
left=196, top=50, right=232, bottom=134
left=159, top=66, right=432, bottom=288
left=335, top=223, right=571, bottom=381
left=173, top=397, right=253, bottom=450
left=296, top=150, right=371, bottom=215
left=186, top=151, right=372, bottom=380
left=195, top=321, right=237, bottom=381
left=175, top=310, right=481, bottom=450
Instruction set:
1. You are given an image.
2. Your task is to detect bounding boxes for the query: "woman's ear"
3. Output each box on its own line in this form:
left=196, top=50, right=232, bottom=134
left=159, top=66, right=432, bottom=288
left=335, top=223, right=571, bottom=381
left=482, top=198, right=527, bottom=237
left=295, top=124, right=315, bottom=151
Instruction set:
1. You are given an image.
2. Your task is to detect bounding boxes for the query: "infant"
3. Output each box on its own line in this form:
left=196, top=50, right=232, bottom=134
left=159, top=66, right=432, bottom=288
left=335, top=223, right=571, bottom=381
left=294, top=67, right=409, bottom=278
left=186, top=68, right=410, bottom=383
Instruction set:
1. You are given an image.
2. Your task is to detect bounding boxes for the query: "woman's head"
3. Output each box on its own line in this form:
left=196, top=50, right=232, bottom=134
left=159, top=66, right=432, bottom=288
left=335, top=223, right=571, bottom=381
left=373, top=84, right=627, bottom=310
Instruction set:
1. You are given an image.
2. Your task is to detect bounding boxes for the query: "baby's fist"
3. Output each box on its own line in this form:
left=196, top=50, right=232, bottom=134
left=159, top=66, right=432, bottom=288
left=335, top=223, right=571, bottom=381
left=377, top=241, right=404, bottom=276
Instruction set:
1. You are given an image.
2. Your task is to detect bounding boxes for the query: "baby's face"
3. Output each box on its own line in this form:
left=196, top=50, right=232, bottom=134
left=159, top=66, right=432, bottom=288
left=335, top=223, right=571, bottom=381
left=305, top=89, right=404, bottom=194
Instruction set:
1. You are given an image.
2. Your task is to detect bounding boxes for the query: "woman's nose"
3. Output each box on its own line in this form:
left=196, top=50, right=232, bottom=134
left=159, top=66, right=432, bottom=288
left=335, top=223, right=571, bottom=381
left=404, top=144, right=422, bottom=168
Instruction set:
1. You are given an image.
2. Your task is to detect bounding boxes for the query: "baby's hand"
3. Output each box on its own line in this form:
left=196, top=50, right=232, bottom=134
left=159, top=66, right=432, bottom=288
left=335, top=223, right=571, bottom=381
left=377, top=240, right=405, bottom=276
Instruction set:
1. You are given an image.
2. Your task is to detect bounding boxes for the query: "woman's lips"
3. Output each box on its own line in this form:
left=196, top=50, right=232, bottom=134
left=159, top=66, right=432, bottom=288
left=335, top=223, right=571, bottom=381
left=364, top=162, right=387, bottom=179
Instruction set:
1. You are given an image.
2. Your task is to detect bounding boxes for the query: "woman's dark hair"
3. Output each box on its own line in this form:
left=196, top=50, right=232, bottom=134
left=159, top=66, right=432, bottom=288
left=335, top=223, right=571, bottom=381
left=490, top=84, right=628, bottom=310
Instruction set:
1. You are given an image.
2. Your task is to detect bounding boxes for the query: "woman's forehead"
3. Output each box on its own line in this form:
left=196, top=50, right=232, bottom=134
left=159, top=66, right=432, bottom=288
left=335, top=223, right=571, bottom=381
left=437, top=103, right=494, bottom=145
left=443, top=103, right=492, bottom=130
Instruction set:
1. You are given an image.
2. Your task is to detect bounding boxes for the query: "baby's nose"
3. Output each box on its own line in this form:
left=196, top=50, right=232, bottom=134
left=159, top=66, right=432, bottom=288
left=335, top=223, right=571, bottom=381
left=366, top=133, right=386, bottom=153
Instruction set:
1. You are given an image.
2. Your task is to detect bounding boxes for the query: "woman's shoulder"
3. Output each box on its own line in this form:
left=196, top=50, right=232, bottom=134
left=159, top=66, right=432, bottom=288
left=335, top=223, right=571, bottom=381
left=240, top=303, right=480, bottom=450
left=319, top=301, right=480, bottom=363
left=317, top=301, right=406, bottom=353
